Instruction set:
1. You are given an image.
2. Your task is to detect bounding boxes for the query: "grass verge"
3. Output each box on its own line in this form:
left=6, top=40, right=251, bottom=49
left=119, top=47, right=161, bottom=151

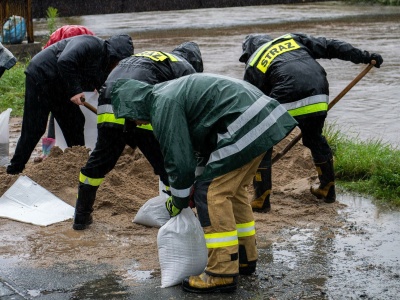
left=325, top=123, right=400, bottom=207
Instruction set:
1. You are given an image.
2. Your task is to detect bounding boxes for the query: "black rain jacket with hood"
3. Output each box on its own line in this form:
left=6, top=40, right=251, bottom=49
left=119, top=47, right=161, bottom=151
left=25, top=34, right=133, bottom=99
left=97, top=41, right=203, bottom=129
left=239, top=33, right=373, bottom=119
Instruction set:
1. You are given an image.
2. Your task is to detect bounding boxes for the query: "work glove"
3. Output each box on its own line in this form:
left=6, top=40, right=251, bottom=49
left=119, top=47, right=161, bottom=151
left=362, top=51, right=383, bottom=68
left=370, top=53, right=383, bottom=68
left=165, top=196, right=182, bottom=217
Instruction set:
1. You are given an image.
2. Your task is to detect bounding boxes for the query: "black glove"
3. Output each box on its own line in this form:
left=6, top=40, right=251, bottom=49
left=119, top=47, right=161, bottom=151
left=363, top=51, right=383, bottom=68
left=370, top=53, right=383, bottom=68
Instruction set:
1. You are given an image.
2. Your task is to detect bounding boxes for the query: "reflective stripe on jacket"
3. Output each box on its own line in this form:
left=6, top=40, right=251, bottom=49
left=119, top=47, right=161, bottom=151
left=244, top=33, right=368, bottom=119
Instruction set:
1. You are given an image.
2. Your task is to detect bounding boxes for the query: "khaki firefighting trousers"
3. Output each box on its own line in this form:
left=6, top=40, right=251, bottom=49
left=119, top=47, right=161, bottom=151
left=198, top=153, right=265, bottom=276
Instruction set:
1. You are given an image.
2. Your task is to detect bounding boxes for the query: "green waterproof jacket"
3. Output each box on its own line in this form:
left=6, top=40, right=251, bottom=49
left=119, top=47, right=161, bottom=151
left=111, top=73, right=297, bottom=208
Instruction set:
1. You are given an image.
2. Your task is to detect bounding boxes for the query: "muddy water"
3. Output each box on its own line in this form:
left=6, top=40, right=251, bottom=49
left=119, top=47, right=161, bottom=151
left=33, top=2, right=400, bottom=146
left=5, top=2, right=398, bottom=299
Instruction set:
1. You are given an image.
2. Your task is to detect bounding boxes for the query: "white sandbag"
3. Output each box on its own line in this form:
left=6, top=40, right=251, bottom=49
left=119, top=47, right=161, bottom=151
left=133, top=180, right=170, bottom=228
left=0, top=108, right=12, bottom=166
left=157, top=208, right=208, bottom=288
left=133, top=195, right=170, bottom=228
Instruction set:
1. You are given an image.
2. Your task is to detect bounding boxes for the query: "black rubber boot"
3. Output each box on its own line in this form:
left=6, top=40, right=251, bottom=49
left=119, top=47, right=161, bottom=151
left=73, top=183, right=98, bottom=230
left=310, top=158, right=336, bottom=203
left=251, top=166, right=272, bottom=213
left=238, top=245, right=257, bottom=275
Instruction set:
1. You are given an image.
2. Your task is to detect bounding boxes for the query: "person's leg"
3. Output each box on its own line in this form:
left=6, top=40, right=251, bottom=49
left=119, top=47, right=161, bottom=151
left=298, top=115, right=335, bottom=203
left=7, top=75, right=49, bottom=174
left=251, top=148, right=272, bottom=213
left=133, top=126, right=169, bottom=186
left=51, top=99, right=85, bottom=147
left=73, top=127, right=127, bottom=230
left=182, top=153, right=264, bottom=293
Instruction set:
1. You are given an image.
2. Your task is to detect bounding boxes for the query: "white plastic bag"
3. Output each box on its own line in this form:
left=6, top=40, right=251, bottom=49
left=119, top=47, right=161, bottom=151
left=0, top=108, right=12, bottom=166
left=133, top=180, right=170, bottom=228
left=157, top=208, right=208, bottom=288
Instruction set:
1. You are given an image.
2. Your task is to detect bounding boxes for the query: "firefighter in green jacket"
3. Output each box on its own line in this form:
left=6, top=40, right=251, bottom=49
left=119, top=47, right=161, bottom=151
left=239, top=33, right=383, bottom=212
left=111, top=73, right=297, bottom=293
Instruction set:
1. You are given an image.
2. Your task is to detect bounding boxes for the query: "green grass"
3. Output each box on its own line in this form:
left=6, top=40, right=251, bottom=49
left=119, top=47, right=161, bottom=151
left=325, top=123, right=400, bottom=206
left=0, top=60, right=27, bottom=116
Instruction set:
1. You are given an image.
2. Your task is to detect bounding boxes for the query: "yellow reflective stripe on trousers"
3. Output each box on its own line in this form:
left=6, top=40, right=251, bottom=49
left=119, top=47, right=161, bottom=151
left=236, top=220, right=256, bottom=238
left=79, top=172, right=104, bottom=187
left=204, top=230, right=238, bottom=249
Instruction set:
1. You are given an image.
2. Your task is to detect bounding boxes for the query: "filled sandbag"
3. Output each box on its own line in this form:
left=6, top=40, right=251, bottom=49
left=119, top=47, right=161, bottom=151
left=157, top=208, right=207, bottom=288
left=133, top=180, right=170, bottom=228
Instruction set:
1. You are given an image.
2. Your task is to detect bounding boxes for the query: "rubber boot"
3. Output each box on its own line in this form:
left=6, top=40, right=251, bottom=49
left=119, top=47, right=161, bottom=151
left=238, top=245, right=257, bottom=275
left=182, top=272, right=237, bottom=293
left=73, top=183, right=98, bottom=230
left=310, top=159, right=336, bottom=203
left=251, top=166, right=272, bottom=213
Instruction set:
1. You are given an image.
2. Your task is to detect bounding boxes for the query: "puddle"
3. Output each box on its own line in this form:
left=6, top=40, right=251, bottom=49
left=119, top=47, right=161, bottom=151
left=258, top=193, right=400, bottom=299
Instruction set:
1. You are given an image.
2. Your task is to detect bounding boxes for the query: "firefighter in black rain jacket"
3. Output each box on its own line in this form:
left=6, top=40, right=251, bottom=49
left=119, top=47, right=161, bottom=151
left=73, top=41, right=203, bottom=230
left=239, top=33, right=383, bottom=210
left=6, top=34, right=134, bottom=175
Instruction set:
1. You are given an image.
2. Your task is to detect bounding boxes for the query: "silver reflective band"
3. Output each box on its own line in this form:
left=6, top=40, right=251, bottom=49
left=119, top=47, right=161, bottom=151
left=217, top=95, right=274, bottom=142
left=205, top=235, right=238, bottom=244
left=195, top=166, right=205, bottom=177
left=97, top=104, right=114, bottom=114
left=237, top=225, right=255, bottom=234
left=170, top=185, right=192, bottom=198
left=209, top=104, right=287, bottom=164
left=282, top=94, right=328, bottom=111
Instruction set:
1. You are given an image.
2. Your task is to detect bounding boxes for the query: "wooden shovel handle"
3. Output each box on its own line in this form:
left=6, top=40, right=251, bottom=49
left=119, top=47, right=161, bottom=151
left=80, top=96, right=97, bottom=114
left=271, top=60, right=376, bottom=165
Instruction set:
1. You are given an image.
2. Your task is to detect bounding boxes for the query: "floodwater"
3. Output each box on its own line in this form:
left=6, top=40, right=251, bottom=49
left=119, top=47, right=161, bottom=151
left=2, top=2, right=400, bottom=299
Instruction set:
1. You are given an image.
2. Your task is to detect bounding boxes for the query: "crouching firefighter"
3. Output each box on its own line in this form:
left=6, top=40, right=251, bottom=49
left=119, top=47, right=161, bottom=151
left=73, top=41, right=204, bottom=230
left=239, top=33, right=383, bottom=210
left=110, top=73, right=297, bottom=293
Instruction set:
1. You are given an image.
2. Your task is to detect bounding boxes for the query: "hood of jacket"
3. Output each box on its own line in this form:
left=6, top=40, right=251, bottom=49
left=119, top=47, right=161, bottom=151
left=111, top=78, right=154, bottom=122
left=239, top=34, right=273, bottom=63
left=105, top=34, right=134, bottom=64
left=171, top=41, right=203, bottom=73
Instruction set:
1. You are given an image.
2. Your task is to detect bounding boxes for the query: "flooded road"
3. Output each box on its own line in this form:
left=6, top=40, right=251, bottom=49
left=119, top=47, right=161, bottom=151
left=1, top=2, right=400, bottom=299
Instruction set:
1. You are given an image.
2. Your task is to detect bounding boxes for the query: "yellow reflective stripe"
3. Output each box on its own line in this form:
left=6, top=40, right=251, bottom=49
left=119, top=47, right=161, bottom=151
left=137, top=124, right=153, bottom=131
left=236, top=221, right=256, bottom=238
left=204, top=230, right=238, bottom=249
left=288, top=102, right=328, bottom=117
left=97, top=113, right=125, bottom=125
left=256, top=38, right=300, bottom=73
left=162, top=52, right=179, bottom=62
left=79, top=172, right=104, bottom=187
left=134, top=51, right=178, bottom=62
left=249, top=33, right=292, bottom=67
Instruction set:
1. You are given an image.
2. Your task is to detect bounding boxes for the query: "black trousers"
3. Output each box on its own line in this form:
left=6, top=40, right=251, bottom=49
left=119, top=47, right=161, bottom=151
left=80, top=124, right=169, bottom=186
left=8, top=75, right=85, bottom=173
left=296, top=115, right=332, bottom=163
